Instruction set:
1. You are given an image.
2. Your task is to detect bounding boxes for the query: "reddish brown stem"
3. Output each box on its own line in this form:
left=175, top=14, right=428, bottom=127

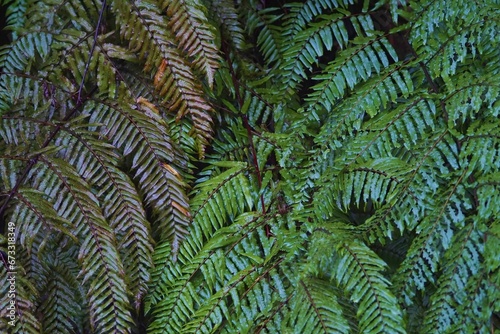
left=221, top=42, right=271, bottom=235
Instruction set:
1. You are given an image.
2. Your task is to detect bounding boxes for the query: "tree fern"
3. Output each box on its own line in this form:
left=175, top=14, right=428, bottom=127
left=1, top=0, right=499, bottom=333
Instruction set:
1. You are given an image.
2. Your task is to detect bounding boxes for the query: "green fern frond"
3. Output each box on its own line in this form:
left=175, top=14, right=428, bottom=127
left=445, top=76, right=500, bottom=133
left=64, top=125, right=156, bottom=310
left=8, top=188, right=74, bottom=251
left=335, top=240, right=405, bottom=333
left=41, top=157, right=134, bottom=332
left=1, top=0, right=499, bottom=331
left=146, top=161, right=256, bottom=306
left=333, top=157, right=413, bottom=211
left=0, top=247, right=41, bottom=333
left=284, top=278, right=352, bottom=333
left=307, top=228, right=405, bottom=333
left=36, top=245, right=86, bottom=333
left=283, top=0, right=353, bottom=41
left=112, top=0, right=216, bottom=157
left=207, top=0, right=246, bottom=52
left=311, top=62, right=414, bottom=134
left=340, top=97, right=437, bottom=162
left=243, top=5, right=284, bottom=65
left=422, top=222, right=485, bottom=332
left=411, top=1, right=500, bottom=82
left=162, top=0, right=220, bottom=87
left=304, top=35, right=399, bottom=114
left=394, top=167, right=473, bottom=305
left=2, top=0, right=27, bottom=40
left=147, top=213, right=269, bottom=333
left=88, top=99, right=191, bottom=252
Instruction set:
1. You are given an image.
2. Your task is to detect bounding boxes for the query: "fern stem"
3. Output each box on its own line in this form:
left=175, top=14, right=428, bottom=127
left=300, top=280, right=328, bottom=332
left=222, top=41, right=269, bottom=218
left=0, top=86, right=98, bottom=232
left=255, top=292, right=294, bottom=333
left=403, top=36, right=451, bottom=123
left=0, top=2, right=108, bottom=229
left=77, top=0, right=107, bottom=103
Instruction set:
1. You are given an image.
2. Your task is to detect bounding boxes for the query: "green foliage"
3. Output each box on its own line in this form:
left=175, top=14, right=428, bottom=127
left=1, top=0, right=499, bottom=333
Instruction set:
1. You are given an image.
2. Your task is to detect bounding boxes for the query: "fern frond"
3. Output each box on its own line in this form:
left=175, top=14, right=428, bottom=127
left=284, top=278, right=352, bottom=333
left=412, top=1, right=500, bottom=84
left=340, top=97, right=437, bottom=162
left=283, top=0, right=353, bottom=41
left=0, top=32, right=54, bottom=113
left=2, top=0, right=27, bottom=41
left=8, top=188, right=74, bottom=251
left=333, top=157, right=413, bottom=212
left=57, top=120, right=155, bottom=308
left=307, top=228, right=405, bottom=333
left=112, top=0, right=215, bottom=157
left=189, top=161, right=254, bottom=240
left=304, top=35, right=399, bottom=115
left=334, top=239, right=405, bottom=333
left=207, top=0, right=246, bottom=52
left=162, top=0, right=220, bottom=87
left=89, top=99, right=190, bottom=249
left=36, top=245, right=86, bottom=333
left=0, top=247, right=40, bottom=333
left=280, top=13, right=350, bottom=94
left=146, top=162, right=256, bottom=307
left=41, top=157, right=134, bottom=332
left=1, top=0, right=499, bottom=331
left=147, top=213, right=271, bottom=333
left=243, top=5, right=284, bottom=65
left=460, top=118, right=500, bottom=194
left=422, top=222, right=484, bottom=332
left=206, top=227, right=284, bottom=332
left=2, top=142, right=133, bottom=331
left=445, top=75, right=500, bottom=133
left=279, top=12, right=394, bottom=99
left=394, top=167, right=472, bottom=305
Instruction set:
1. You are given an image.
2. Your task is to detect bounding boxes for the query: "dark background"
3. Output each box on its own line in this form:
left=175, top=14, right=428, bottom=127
left=1, top=4, right=8, bottom=48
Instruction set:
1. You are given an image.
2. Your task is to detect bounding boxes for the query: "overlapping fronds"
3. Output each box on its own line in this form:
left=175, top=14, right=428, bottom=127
left=162, top=0, right=220, bottom=86
left=112, top=0, right=217, bottom=157
left=0, top=0, right=219, bottom=331
left=1, top=0, right=499, bottom=332
left=207, top=0, right=245, bottom=52
left=304, top=227, right=405, bottom=333
left=284, top=278, right=353, bottom=333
